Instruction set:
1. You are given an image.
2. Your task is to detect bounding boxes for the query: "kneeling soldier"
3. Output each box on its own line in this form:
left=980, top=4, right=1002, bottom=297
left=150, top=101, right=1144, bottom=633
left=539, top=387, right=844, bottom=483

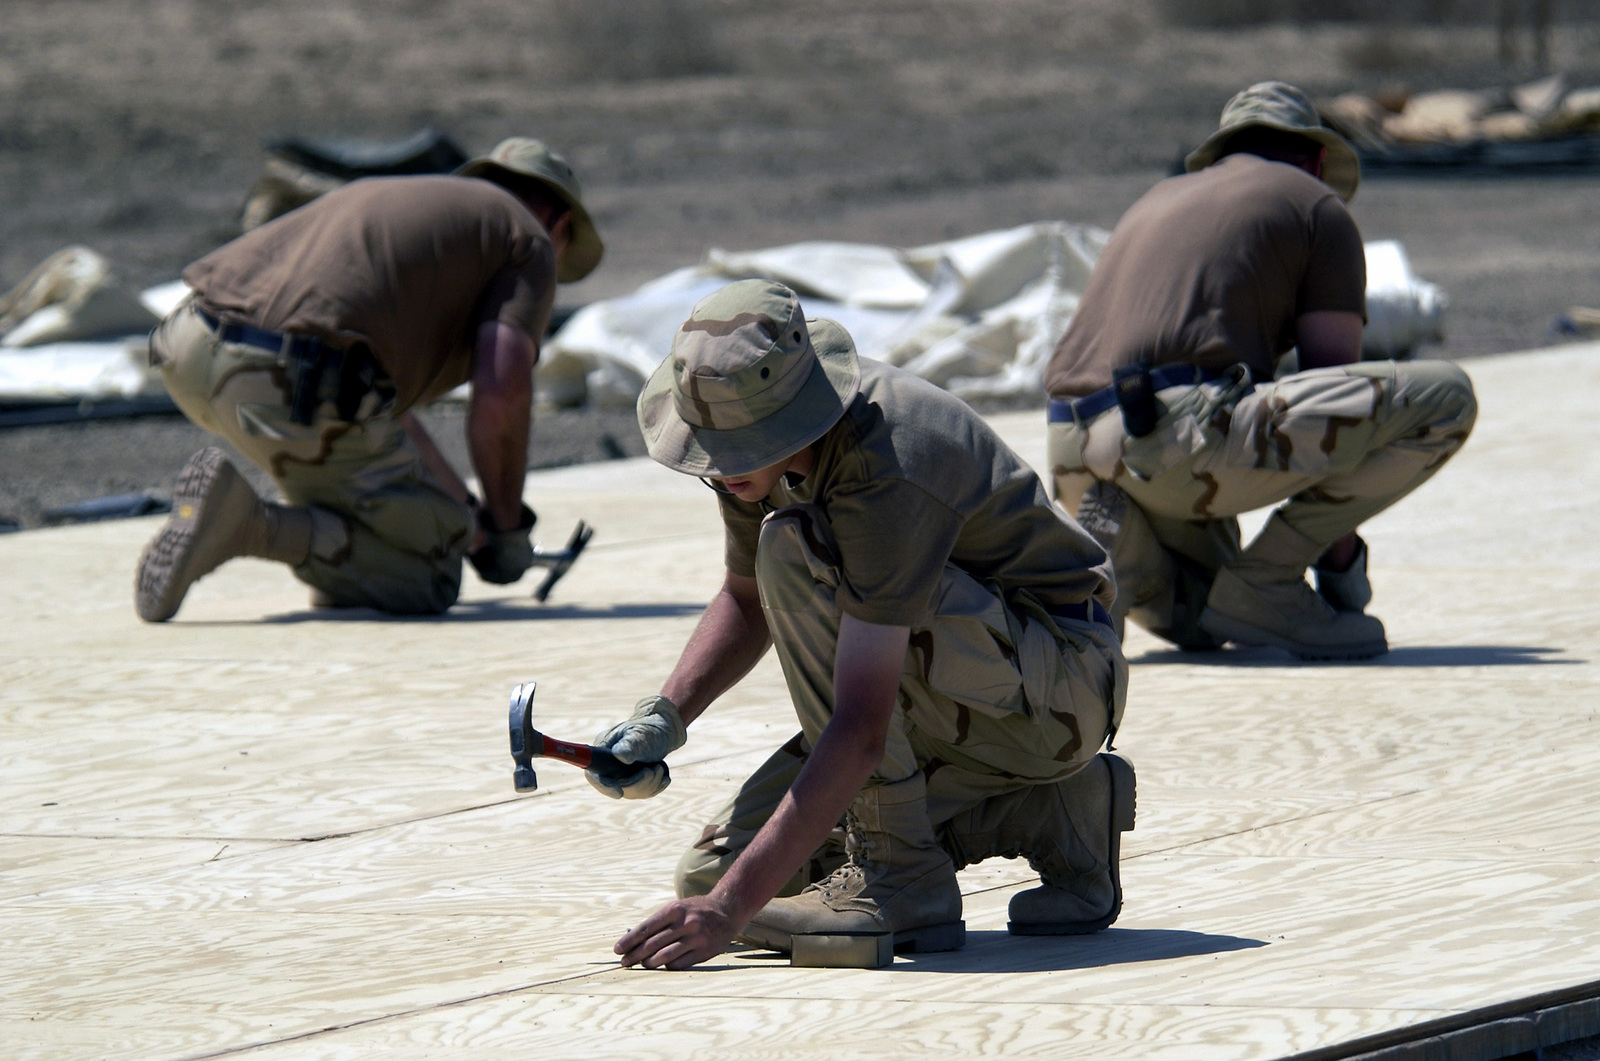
left=135, top=138, right=601, bottom=619
left=600, top=279, right=1133, bottom=970
left=1046, top=82, right=1478, bottom=659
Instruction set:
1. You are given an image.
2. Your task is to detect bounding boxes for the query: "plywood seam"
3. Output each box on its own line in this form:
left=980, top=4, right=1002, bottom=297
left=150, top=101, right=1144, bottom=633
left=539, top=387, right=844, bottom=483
left=171, top=968, right=632, bottom=1061
left=1113, top=788, right=1430, bottom=861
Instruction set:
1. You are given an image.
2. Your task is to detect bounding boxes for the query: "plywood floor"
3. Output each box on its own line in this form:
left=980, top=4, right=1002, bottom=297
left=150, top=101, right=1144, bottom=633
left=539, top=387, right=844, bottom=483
left=4, top=345, right=1599, bottom=1060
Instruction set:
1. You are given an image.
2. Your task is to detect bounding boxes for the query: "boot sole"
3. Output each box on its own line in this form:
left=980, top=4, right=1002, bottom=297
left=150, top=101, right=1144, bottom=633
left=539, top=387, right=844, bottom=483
left=134, top=449, right=229, bottom=623
left=1199, top=606, right=1388, bottom=661
left=1009, top=753, right=1136, bottom=936
left=741, top=919, right=967, bottom=959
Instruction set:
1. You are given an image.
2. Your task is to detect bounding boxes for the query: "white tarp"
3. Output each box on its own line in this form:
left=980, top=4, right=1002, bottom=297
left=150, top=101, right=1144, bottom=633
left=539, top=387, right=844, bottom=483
left=540, top=224, right=1445, bottom=409
left=0, top=270, right=189, bottom=403
left=0, top=229, right=1447, bottom=408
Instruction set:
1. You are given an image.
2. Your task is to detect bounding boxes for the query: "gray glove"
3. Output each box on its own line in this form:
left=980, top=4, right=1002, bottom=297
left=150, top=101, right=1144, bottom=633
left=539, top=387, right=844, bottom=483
left=587, top=694, right=687, bottom=800
left=468, top=503, right=535, bottom=585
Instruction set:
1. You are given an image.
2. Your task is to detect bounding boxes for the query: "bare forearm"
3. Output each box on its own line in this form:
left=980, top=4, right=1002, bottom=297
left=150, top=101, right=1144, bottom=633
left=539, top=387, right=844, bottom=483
left=661, top=577, right=770, bottom=725
left=468, top=320, right=537, bottom=531
left=708, top=721, right=881, bottom=925
left=467, top=392, right=530, bottom=529
left=704, top=612, right=906, bottom=926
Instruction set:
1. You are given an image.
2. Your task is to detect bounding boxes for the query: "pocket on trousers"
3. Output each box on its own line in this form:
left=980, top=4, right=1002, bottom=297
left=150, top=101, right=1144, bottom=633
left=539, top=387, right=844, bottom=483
left=913, top=569, right=1029, bottom=721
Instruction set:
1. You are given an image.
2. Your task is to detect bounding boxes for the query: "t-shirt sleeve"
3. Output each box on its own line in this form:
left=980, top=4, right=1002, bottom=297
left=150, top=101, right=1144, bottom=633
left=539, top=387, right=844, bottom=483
left=827, top=477, right=962, bottom=627
left=718, top=493, right=765, bottom=577
left=475, top=224, right=557, bottom=344
left=1297, top=197, right=1367, bottom=319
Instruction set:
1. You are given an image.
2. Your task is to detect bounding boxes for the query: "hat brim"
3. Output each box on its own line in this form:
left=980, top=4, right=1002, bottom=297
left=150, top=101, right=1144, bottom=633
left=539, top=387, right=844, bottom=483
left=456, top=159, right=604, bottom=283
left=637, top=317, right=861, bottom=479
left=1184, top=121, right=1361, bottom=202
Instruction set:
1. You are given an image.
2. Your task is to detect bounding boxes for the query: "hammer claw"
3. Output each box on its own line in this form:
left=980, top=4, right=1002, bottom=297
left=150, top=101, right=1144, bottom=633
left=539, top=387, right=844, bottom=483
left=530, top=520, right=593, bottom=602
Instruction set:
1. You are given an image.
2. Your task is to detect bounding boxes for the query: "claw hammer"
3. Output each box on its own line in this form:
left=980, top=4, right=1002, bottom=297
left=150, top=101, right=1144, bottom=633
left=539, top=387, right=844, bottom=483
left=528, top=521, right=594, bottom=602
left=507, top=681, right=670, bottom=793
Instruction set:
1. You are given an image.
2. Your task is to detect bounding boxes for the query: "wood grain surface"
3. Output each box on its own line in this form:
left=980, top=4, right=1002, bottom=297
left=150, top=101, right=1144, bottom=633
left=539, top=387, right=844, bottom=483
left=3, top=344, right=1599, bottom=1059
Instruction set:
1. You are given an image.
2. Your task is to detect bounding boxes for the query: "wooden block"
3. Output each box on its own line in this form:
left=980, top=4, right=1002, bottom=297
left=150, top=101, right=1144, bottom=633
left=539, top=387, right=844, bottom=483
left=791, top=932, right=894, bottom=969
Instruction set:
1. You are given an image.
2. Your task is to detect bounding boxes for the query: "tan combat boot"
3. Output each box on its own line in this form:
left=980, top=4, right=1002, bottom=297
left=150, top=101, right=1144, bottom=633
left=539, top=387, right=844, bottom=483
left=1200, top=515, right=1387, bottom=660
left=739, top=773, right=965, bottom=954
left=941, top=753, right=1136, bottom=935
left=135, top=448, right=313, bottom=622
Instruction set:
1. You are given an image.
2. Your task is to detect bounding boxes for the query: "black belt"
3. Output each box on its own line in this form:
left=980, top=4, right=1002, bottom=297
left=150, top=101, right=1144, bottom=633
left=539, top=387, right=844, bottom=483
left=1048, top=364, right=1218, bottom=425
left=196, top=308, right=382, bottom=425
left=1052, top=599, right=1115, bottom=629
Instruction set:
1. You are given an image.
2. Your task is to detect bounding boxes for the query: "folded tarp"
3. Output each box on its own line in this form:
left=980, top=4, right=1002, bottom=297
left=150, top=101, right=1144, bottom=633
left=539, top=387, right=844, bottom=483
left=540, top=224, right=1446, bottom=409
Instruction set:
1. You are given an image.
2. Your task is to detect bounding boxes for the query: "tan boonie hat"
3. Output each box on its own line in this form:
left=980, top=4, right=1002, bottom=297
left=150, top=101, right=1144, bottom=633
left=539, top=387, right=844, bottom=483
left=638, top=280, right=861, bottom=478
left=456, top=137, right=604, bottom=283
left=1185, top=80, right=1361, bottom=202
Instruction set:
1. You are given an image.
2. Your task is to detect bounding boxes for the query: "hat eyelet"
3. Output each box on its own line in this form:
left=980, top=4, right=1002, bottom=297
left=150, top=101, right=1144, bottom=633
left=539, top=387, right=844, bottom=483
left=792, top=331, right=802, bottom=343
left=760, top=367, right=770, bottom=379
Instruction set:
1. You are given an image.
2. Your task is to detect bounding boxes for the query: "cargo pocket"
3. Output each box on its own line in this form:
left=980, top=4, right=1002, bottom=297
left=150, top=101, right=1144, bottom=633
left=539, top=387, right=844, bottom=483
left=904, top=566, right=1029, bottom=732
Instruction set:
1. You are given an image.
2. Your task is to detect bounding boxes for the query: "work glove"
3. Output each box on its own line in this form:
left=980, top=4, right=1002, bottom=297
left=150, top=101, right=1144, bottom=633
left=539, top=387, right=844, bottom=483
left=467, top=503, right=536, bottom=585
left=587, top=694, right=687, bottom=800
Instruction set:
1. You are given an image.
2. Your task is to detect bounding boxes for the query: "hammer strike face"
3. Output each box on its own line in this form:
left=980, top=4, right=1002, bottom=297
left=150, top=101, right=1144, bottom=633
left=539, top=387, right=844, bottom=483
left=509, top=682, right=540, bottom=792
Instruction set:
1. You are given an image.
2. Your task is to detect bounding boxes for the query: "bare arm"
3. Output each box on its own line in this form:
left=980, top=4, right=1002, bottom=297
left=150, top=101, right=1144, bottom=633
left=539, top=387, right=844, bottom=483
left=467, top=319, right=537, bottom=531
left=1296, top=309, right=1364, bottom=371
left=661, top=572, right=772, bottom=726
left=616, top=613, right=911, bottom=970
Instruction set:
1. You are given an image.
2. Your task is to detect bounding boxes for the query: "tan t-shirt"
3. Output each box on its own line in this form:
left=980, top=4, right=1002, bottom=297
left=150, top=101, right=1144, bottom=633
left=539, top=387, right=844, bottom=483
left=719, top=358, right=1112, bottom=628
left=184, top=175, right=556, bottom=412
left=1045, top=154, right=1366, bottom=398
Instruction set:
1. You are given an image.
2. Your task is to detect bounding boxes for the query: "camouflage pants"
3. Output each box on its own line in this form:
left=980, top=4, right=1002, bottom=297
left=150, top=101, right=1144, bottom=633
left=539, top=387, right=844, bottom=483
left=675, top=502, right=1127, bottom=897
left=1047, top=360, right=1477, bottom=643
left=150, top=300, right=471, bottom=613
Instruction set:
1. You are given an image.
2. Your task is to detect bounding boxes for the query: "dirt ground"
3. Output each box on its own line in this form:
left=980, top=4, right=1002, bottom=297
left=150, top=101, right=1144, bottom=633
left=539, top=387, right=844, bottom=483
left=3, top=0, right=1600, bottom=531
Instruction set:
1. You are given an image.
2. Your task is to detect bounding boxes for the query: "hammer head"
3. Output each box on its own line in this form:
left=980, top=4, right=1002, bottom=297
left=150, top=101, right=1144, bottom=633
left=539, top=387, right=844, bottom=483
left=528, top=520, right=593, bottom=602
left=508, top=681, right=538, bottom=792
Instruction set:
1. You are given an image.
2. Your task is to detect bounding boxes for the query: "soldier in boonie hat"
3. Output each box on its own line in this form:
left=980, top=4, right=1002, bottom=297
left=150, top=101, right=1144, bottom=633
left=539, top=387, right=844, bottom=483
left=457, top=137, right=604, bottom=283
left=135, top=134, right=602, bottom=624
left=1042, top=80, right=1477, bottom=664
left=637, top=279, right=860, bottom=479
left=1185, top=79, right=1361, bottom=202
left=596, top=278, right=1135, bottom=972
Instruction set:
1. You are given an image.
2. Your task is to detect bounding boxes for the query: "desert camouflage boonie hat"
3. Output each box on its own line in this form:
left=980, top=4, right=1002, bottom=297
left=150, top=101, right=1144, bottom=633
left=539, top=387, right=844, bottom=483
left=456, top=137, right=604, bottom=283
left=638, top=280, right=861, bottom=479
left=1185, top=80, right=1361, bottom=202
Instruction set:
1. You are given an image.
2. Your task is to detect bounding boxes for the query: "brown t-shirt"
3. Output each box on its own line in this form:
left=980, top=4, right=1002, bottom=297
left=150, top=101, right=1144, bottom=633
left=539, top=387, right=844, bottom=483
left=719, top=358, right=1112, bottom=628
left=184, top=175, right=556, bottom=412
left=1045, top=154, right=1367, bottom=398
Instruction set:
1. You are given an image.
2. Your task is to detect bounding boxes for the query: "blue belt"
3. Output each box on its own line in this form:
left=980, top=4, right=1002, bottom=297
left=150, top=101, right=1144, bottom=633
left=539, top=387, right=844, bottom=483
left=195, top=308, right=342, bottom=362
left=1047, top=364, right=1215, bottom=425
left=1052, top=599, right=1115, bottom=629
left=195, top=307, right=381, bottom=425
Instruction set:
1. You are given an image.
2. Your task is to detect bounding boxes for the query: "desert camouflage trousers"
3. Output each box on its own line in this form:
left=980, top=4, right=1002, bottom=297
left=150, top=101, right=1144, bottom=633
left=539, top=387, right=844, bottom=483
left=1047, top=359, right=1478, bottom=643
left=675, top=502, right=1127, bottom=897
left=150, top=300, right=472, bottom=613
